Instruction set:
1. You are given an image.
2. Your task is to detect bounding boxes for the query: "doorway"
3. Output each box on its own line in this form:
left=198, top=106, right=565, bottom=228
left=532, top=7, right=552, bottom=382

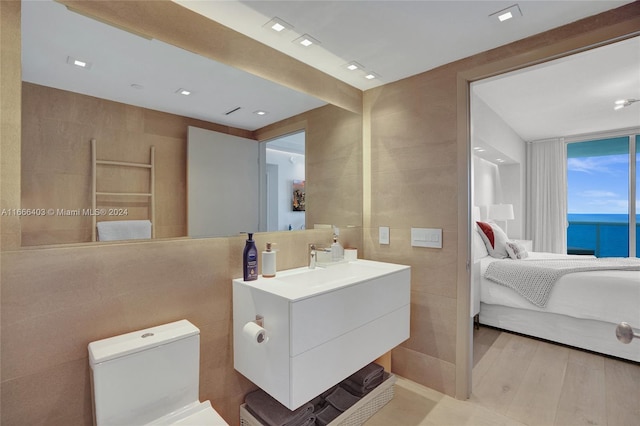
left=465, top=35, right=640, bottom=389
left=264, top=131, right=306, bottom=231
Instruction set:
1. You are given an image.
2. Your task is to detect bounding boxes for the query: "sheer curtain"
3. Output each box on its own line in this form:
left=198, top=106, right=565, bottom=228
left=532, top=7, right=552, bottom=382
left=526, top=139, right=567, bottom=253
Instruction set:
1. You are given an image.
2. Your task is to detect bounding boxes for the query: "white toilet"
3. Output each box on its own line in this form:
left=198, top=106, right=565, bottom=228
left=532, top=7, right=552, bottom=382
left=88, top=319, right=228, bottom=425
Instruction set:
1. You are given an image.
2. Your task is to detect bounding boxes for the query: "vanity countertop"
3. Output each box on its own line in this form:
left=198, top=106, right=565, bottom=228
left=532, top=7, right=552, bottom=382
left=233, top=259, right=410, bottom=301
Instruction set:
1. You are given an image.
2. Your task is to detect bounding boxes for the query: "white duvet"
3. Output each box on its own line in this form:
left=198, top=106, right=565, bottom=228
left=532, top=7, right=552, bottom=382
left=480, top=252, right=640, bottom=325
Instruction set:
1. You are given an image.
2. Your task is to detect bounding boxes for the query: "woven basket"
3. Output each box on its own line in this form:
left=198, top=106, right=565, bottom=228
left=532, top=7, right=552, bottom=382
left=240, top=373, right=396, bottom=426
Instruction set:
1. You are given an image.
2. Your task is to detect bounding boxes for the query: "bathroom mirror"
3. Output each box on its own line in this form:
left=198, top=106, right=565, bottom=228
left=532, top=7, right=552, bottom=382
left=19, top=0, right=363, bottom=246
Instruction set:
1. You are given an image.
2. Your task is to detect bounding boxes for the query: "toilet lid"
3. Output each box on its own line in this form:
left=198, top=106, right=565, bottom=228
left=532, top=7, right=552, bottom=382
left=147, top=401, right=228, bottom=426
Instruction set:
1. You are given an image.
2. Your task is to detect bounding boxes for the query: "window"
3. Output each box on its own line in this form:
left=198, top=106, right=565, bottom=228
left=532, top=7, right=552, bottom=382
left=567, top=136, right=637, bottom=257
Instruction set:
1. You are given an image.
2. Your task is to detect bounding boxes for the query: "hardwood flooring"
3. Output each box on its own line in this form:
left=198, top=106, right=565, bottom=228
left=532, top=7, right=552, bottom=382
left=365, top=327, right=640, bottom=426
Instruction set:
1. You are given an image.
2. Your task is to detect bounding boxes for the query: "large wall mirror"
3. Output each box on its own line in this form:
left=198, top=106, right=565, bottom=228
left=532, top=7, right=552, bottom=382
left=20, top=0, right=363, bottom=246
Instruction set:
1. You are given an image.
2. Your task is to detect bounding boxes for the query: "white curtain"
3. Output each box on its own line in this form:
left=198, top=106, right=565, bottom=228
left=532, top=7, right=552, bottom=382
left=526, top=139, right=567, bottom=253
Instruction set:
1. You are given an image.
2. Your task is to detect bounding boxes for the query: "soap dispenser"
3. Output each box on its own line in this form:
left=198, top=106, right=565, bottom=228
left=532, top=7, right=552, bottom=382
left=243, top=233, right=258, bottom=281
left=262, top=242, right=276, bottom=278
left=331, top=234, right=344, bottom=262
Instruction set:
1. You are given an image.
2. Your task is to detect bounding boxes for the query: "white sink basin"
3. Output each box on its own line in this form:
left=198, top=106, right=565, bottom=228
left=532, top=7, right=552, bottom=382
left=240, top=259, right=409, bottom=301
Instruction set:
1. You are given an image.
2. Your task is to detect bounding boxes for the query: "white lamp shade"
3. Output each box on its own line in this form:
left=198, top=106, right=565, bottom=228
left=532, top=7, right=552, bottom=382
left=488, top=204, right=514, bottom=221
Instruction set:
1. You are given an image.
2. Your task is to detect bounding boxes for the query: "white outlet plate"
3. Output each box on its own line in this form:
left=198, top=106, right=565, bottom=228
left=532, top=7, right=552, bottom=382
left=379, top=226, right=390, bottom=245
left=411, top=228, right=442, bottom=248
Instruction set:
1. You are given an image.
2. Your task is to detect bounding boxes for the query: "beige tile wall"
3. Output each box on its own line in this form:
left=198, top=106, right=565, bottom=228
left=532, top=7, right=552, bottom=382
left=364, top=67, right=461, bottom=394
left=1, top=0, right=22, bottom=251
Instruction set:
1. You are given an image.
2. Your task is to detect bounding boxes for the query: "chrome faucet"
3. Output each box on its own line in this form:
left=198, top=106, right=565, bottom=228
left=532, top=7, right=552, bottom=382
left=309, top=244, right=317, bottom=269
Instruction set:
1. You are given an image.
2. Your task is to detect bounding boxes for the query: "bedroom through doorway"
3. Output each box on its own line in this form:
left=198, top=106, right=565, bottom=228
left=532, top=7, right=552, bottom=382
left=469, top=35, right=640, bottom=372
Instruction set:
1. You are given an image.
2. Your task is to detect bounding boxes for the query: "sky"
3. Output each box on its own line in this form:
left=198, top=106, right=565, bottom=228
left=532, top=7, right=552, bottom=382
left=567, top=152, right=638, bottom=215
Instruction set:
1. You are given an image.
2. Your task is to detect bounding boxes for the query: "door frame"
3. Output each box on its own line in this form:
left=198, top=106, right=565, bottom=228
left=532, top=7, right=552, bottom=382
left=455, top=27, right=640, bottom=399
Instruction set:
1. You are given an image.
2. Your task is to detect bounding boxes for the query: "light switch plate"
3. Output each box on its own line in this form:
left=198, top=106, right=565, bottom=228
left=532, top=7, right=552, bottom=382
left=379, top=226, right=390, bottom=245
left=411, top=227, right=442, bottom=248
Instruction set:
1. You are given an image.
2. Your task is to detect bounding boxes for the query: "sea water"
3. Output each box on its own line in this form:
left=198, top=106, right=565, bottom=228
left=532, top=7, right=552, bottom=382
left=567, top=213, right=638, bottom=257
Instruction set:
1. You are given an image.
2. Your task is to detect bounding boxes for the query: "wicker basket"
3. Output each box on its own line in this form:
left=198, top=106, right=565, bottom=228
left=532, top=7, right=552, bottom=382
left=240, top=373, right=396, bottom=426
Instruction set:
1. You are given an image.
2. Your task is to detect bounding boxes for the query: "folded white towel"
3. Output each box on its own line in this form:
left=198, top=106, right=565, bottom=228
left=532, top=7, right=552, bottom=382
left=97, top=220, right=152, bottom=241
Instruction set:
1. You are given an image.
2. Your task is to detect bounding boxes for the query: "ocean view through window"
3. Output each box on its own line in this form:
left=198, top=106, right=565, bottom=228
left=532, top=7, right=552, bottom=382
left=567, top=135, right=638, bottom=257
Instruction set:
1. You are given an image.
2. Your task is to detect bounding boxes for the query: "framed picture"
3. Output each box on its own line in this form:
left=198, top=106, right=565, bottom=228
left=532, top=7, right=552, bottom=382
left=292, top=180, right=305, bottom=211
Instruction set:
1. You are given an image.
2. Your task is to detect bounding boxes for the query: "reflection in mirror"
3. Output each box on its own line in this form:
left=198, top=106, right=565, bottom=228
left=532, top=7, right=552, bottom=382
left=19, top=0, right=361, bottom=246
left=187, top=128, right=306, bottom=239
left=265, top=132, right=306, bottom=232
left=187, top=127, right=261, bottom=239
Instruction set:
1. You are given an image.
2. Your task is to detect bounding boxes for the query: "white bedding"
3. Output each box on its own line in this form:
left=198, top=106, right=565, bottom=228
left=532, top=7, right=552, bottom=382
left=480, top=252, right=640, bottom=326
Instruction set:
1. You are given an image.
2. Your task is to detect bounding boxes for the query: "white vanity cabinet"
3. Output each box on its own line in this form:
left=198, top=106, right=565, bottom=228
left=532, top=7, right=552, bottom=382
left=233, top=260, right=410, bottom=410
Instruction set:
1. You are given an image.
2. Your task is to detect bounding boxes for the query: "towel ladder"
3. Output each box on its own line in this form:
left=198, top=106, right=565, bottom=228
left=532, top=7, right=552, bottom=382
left=91, top=138, right=155, bottom=241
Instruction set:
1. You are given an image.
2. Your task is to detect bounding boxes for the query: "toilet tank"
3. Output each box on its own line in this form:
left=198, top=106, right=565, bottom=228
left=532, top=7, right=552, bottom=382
left=89, top=320, right=200, bottom=426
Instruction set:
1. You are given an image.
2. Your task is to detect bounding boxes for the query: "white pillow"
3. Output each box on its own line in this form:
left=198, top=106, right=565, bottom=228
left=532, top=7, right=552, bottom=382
left=476, top=221, right=509, bottom=259
left=506, top=240, right=529, bottom=259
left=473, top=229, right=489, bottom=259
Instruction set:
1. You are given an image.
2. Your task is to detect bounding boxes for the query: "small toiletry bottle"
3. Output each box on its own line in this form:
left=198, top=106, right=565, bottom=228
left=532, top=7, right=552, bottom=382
left=243, top=233, right=258, bottom=281
left=331, top=235, right=344, bottom=261
left=262, top=242, right=276, bottom=278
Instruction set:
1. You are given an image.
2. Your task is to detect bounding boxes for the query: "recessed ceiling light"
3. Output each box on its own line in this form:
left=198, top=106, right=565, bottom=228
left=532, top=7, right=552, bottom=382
left=345, top=61, right=364, bottom=71
left=176, top=88, right=191, bottom=96
left=254, top=110, right=268, bottom=116
left=294, top=34, right=320, bottom=48
left=498, top=11, right=513, bottom=22
left=263, top=17, right=293, bottom=33
left=490, top=4, right=522, bottom=22
left=364, top=72, right=380, bottom=80
left=66, top=56, right=92, bottom=69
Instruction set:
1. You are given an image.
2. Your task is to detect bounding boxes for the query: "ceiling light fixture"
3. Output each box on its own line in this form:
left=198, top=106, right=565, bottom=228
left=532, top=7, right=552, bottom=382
left=364, top=72, right=380, bottom=80
left=263, top=17, right=293, bottom=33
left=254, top=110, right=268, bottom=116
left=66, top=56, right=92, bottom=69
left=614, top=98, right=639, bottom=110
left=176, top=88, right=191, bottom=96
left=345, top=61, right=364, bottom=71
left=294, top=34, right=320, bottom=48
left=498, top=11, right=513, bottom=22
left=490, top=4, right=522, bottom=22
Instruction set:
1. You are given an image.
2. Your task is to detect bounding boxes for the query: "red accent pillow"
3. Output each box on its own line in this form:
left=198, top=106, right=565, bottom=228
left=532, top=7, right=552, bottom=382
left=476, top=221, right=509, bottom=258
left=476, top=221, right=495, bottom=248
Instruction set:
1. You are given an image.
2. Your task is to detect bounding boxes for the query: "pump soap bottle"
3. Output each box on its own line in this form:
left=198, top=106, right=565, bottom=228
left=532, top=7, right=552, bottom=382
left=243, top=233, right=258, bottom=281
left=262, top=242, right=277, bottom=278
left=331, top=234, right=344, bottom=262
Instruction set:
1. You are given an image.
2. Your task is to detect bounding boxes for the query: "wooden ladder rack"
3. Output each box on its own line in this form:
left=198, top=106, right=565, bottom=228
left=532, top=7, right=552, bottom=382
left=91, top=138, right=155, bottom=241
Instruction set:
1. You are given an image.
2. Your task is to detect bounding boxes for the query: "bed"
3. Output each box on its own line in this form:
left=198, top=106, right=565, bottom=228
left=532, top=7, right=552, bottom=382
left=473, top=222, right=640, bottom=363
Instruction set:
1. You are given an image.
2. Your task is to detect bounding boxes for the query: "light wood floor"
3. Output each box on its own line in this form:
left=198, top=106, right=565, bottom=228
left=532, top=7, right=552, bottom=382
left=365, top=327, right=640, bottom=426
